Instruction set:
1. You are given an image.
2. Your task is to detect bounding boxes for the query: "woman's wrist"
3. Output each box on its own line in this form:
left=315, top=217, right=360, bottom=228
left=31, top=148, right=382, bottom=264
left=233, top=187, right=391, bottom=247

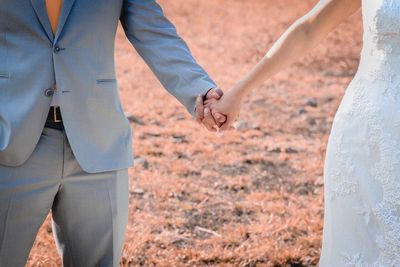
left=231, top=81, right=249, bottom=99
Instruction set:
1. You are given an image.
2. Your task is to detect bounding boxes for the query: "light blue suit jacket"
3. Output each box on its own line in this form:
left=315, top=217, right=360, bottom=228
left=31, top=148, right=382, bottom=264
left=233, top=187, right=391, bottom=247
left=0, top=0, right=216, bottom=173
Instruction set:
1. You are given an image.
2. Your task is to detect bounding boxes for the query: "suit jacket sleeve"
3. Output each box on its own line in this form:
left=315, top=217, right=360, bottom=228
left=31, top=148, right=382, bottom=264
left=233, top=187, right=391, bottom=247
left=120, top=0, right=217, bottom=116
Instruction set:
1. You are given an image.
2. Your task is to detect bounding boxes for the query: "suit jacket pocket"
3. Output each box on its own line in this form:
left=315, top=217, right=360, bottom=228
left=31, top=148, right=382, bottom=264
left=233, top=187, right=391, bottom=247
left=96, top=78, right=116, bottom=84
left=0, top=72, right=9, bottom=79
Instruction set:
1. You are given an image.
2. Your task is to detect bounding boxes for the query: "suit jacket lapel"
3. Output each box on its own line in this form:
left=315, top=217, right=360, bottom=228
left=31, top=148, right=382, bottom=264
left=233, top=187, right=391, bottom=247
left=54, top=0, right=77, bottom=44
left=30, top=0, right=54, bottom=43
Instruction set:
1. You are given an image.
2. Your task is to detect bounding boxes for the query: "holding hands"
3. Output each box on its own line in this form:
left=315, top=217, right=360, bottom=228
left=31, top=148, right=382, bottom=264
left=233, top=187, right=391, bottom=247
left=205, top=87, right=243, bottom=131
left=195, top=87, right=243, bottom=132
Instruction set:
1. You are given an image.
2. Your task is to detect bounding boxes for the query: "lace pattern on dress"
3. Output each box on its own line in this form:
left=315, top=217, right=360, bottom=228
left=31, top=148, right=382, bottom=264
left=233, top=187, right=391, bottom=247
left=325, top=0, right=400, bottom=264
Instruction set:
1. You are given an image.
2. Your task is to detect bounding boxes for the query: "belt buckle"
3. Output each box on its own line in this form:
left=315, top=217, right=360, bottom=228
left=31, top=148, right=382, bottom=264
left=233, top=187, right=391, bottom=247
left=53, top=107, right=62, bottom=122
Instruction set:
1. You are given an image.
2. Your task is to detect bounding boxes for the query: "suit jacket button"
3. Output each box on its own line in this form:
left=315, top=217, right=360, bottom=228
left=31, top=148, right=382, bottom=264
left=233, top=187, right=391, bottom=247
left=45, top=88, right=54, bottom=97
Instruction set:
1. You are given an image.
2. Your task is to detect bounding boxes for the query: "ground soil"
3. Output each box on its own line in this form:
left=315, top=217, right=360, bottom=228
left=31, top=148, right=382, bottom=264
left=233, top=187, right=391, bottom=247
left=27, top=0, right=363, bottom=266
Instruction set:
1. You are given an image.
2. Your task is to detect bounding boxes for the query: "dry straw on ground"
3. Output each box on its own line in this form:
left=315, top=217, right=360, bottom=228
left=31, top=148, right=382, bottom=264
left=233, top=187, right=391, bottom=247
left=27, top=0, right=362, bottom=266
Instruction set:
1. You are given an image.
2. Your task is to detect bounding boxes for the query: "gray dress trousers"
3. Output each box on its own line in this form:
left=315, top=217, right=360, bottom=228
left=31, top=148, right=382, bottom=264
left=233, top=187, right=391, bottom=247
left=0, top=126, right=129, bottom=267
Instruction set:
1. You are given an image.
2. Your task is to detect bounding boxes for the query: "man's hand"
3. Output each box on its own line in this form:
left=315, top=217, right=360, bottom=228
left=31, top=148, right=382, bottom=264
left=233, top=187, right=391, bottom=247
left=195, top=88, right=227, bottom=132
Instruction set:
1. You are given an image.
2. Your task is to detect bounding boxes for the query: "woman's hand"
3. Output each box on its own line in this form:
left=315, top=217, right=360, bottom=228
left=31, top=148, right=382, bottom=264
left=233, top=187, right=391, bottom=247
left=205, top=87, right=244, bottom=131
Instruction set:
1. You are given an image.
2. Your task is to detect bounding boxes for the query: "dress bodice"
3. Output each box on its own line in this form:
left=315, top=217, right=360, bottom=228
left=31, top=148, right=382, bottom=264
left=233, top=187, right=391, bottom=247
left=363, top=0, right=400, bottom=37
left=359, top=0, right=400, bottom=77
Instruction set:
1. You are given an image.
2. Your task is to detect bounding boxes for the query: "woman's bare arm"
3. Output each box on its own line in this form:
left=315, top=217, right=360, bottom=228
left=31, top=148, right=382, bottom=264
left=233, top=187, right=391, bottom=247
left=233, top=0, right=361, bottom=98
left=209, top=0, right=361, bottom=130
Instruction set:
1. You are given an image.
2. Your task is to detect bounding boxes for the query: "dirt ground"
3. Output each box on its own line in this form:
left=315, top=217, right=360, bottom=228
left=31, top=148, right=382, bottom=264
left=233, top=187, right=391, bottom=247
left=27, top=0, right=363, bottom=266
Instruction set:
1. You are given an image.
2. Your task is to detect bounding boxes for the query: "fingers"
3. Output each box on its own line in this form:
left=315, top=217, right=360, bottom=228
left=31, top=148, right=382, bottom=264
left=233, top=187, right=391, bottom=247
left=214, top=112, right=227, bottom=124
left=208, top=102, right=226, bottom=127
left=219, top=116, right=234, bottom=131
left=195, top=94, right=204, bottom=123
left=205, top=87, right=224, bottom=100
left=214, top=87, right=224, bottom=98
left=204, top=98, right=217, bottom=107
left=196, top=87, right=227, bottom=132
left=203, top=107, right=217, bottom=132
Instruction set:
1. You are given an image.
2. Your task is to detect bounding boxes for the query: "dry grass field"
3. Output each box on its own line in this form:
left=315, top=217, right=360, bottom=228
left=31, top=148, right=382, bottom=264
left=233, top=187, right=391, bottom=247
left=27, top=0, right=363, bottom=266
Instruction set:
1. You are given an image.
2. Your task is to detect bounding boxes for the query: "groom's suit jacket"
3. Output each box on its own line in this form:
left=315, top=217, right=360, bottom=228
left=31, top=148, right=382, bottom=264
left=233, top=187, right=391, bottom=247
left=0, top=0, right=216, bottom=173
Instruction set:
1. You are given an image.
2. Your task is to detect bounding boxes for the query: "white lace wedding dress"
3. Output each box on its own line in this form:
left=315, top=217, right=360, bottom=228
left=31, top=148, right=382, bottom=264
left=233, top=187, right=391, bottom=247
left=319, top=0, right=400, bottom=266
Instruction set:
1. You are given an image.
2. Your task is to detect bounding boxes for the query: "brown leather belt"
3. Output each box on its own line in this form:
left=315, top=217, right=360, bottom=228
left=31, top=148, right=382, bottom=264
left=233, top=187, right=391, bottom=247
left=45, top=106, right=64, bottom=130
